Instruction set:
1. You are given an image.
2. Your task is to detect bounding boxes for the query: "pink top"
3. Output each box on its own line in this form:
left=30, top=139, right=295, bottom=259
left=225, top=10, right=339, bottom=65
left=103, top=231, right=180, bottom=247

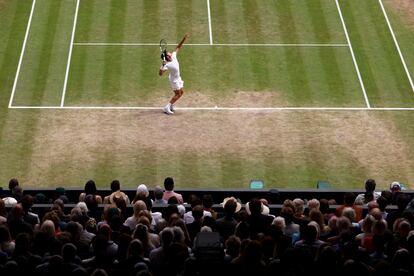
left=162, top=190, right=183, bottom=204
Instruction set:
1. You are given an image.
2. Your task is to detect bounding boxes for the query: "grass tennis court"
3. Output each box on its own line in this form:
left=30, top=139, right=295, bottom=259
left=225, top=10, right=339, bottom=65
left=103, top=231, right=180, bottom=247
left=0, top=0, right=413, bottom=190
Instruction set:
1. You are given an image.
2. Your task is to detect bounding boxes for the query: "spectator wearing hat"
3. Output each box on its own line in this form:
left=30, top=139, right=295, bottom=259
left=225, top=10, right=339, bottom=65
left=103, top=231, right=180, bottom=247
left=245, top=198, right=273, bottom=240
left=390, top=181, right=402, bottom=205
left=216, top=197, right=240, bottom=241
left=103, top=180, right=130, bottom=205
left=162, top=177, right=183, bottom=204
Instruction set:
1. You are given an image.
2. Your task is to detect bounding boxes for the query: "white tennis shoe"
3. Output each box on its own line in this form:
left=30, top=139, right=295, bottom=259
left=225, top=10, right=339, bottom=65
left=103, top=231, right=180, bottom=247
left=163, top=105, right=174, bottom=115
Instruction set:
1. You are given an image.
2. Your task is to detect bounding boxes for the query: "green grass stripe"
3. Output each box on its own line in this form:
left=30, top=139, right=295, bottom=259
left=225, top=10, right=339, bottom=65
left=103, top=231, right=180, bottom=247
left=305, top=0, right=362, bottom=105
left=0, top=1, right=30, bottom=105
left=211, top=0, right=345, bottom=44
left=66, top=0, right=94, bottom=102
left=274, top=1, right=311, bottom=105
left=101, top=0, right=128, bottom=101
left=340, top=0, right=414, bottom=107
left=364, top=1, right=413, bottom=100
left=12, top=0, right=77, bottom=106
left=30, top=0, right=63, bottom=105
left=382, top=0, right=414, bottom=96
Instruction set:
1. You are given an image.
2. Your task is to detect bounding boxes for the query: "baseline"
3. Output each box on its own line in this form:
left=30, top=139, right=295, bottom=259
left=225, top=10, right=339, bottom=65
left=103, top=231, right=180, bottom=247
left=8, top=106, right=414, bottom=111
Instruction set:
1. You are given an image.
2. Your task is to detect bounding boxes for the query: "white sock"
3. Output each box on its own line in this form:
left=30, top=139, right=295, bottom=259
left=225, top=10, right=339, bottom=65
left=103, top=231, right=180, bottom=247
left=166, top=103, right=171, bottom=108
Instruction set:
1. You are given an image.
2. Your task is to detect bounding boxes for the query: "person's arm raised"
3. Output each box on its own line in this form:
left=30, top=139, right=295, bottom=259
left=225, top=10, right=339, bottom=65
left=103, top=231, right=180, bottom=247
left=175, top=33, right=189, bottom=53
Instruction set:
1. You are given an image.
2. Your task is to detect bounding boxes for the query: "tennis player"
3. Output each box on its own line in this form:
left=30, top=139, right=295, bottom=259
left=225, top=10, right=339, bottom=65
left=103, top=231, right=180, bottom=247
left=159, top=33, right=189, bottom=115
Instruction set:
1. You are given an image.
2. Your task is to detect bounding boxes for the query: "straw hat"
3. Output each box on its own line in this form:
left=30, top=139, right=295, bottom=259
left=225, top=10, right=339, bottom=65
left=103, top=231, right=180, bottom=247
left=245, top=201, right=270, bottom=215
left=221, top=197, right=242, bottom=213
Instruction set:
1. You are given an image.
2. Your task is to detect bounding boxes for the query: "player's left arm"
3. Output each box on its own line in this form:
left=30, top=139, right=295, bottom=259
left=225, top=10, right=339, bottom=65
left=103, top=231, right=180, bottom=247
left=175, top=33, right=189, bottom=53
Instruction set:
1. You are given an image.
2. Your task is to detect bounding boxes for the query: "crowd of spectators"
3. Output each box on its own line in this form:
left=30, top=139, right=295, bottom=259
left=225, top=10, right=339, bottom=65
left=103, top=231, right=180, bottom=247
left=0, top=177, right=414, bottom=276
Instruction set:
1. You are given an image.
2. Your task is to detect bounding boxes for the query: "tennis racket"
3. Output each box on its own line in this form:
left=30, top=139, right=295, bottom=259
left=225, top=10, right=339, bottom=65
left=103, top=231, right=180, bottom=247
left=159, top=39, right=167, bottom=61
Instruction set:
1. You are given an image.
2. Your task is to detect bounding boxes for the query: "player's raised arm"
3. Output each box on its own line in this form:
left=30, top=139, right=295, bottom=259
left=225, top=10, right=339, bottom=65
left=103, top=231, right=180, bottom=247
left=175, top=33, right=189, bottom=53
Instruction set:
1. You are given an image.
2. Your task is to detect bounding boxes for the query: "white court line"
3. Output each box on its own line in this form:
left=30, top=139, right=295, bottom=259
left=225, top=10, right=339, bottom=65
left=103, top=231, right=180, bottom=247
left=379, top=0, right=414, bottom=94
left=8, top=0, right=36, bottom=108
left=9, top=105, right=414, bottom=111
left=335, top=0, right=370, bottom=108
left=61, top=0, right=80, bottom=107
left=207, top=0, right=213, bottom=45
left=73, top=42, right=348, bottom=47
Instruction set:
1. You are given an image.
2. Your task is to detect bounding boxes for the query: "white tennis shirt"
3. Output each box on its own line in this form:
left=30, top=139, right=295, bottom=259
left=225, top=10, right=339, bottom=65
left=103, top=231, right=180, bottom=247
left=164, top=51, right=181, bottom=82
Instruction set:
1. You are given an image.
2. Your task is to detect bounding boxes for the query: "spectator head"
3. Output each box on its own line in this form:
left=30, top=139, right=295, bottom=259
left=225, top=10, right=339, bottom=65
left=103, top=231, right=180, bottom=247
left=341, top=207, right=356, bottom=222
left=303, top=221, right=319, bottom=243
left=376, top=196, right=388, bottom=212
left=154, top=185, right=164, bottom=200
left=136, top=184, right=149, bottom=198
left=225, top=235, right=241, bottom=259
left=85, top=194, right=98, bottom=210
left=202, top=194, right=214, bottom=209
left=308, top=198, right=320, bottom=211
left=133, top=200, right=147, bottom=217
left=246, top=198, right=269, bottom=216
left=0, top=225, right=12, bottom=242
left=272, top=216, right=286, bottom=232
left=61, top=243, right=77, bottom=262
left=34, top=193, right=47, bottom=204
left=343, top=192, right=356, bottom=205
left=319, top=198, right=330, bottom=214
left=396, top=193, right=410, bottom=211
left=84, top=180, right=97, bottom=195
left=381, top=190, right=392, bottom=204
left=21, top=194, right=34, bottom=211
left=390, top=181, right=402, bottom=192
left=159, top=227, right=174, bottom=248
left=280, top=206, right=294, bottom=224
left=8, top=178, right=19, bottom=192
left=164, top=177, right=174, bottom=191
left=75, top=202, right=88, bottom=215
left=110, top=180, right=120, bottom=192
left=127, top=239, right=144, bottom=258
left=192, top=205, right=204, bottom=221
left=365, top=179, right=376, bottom=192
left=188, top=194, right=202, bottom=207
left=293, top=198, right=305, bottom=215
left=164, top=204, right=179, bottom=221
left=222, top=197, right=241, bottom=215
left=41, top=219, right=56, bottom=237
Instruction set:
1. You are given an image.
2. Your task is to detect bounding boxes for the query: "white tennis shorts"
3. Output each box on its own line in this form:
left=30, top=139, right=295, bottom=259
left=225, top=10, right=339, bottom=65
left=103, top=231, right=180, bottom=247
left=170, top=78, right=184, bottom=90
